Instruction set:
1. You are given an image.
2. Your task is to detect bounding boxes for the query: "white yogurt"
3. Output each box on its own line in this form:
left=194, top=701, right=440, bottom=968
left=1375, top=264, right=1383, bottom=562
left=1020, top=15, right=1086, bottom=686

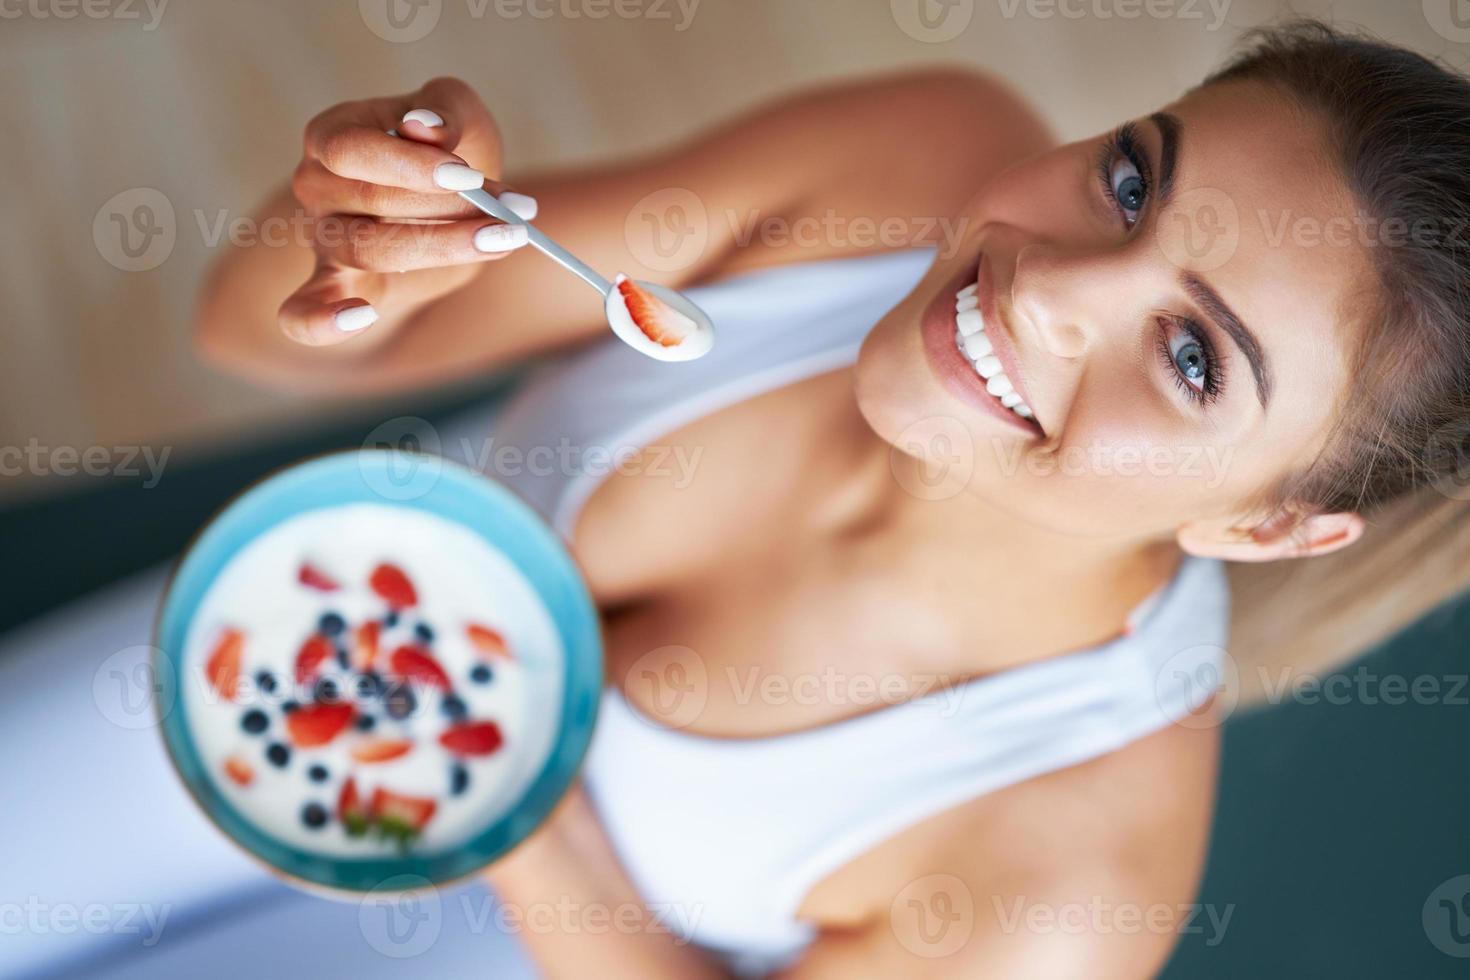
left=181, top=503, right=565, bottom=858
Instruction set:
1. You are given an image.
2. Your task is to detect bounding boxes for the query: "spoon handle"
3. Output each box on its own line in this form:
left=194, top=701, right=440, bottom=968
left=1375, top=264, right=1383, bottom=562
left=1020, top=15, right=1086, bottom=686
left=457, top=187, right=613, bottom=296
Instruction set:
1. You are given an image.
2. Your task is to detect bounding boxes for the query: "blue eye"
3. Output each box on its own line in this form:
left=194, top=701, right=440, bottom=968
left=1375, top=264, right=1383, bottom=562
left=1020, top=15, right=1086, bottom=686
left=1096, top=124, right=1152, bottom=230
left=1110, top=159, right=1147, bottom=223
left=1156, top=315, right=1223, bottom=406
left=1171, top=334, right=1208, bottom=388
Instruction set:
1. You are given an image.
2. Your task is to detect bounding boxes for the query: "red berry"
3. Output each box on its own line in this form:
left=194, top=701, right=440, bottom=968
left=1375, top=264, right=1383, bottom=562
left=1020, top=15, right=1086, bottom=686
left=389, top=645, right=450, bottom=689
left=293, top=634, right=334, bottom=685
left=369, top=787, right=437, bottom=830
left=350, top=738, right=414, bottom=764
left=617, top=277, right=687, bottom=347
left=352, top=621, right=381, bottom=671
left=370, top=563, right=418, bottom=608
left=285, top=702, right=356, bottom=748
left=298, top=563, right=340, bottom=591
left=223, top=756, right=254, bottom=786
left=439, top=721, right=503, bottom=757
left=206, top=628, right=244, bottom=701
left=465, top=623, right=512, bottom=660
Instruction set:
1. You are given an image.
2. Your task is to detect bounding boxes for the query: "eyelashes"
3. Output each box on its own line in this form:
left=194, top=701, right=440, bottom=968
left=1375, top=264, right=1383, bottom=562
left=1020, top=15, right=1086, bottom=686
left=1095, top=125, right=1228, bottom=408
left=1155, top=314, right=1226, bottom=406
left=1094, top=123, right=1152, bottom=228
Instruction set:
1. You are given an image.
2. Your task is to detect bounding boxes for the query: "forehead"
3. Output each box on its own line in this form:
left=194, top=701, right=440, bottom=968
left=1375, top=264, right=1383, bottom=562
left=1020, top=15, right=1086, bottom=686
left=1160, top=80, right=1373, bottom=439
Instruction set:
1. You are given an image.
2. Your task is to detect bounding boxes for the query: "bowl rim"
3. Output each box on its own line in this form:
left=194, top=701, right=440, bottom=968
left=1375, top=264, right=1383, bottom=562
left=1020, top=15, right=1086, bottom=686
left=150, top=447, right=604, bottom=898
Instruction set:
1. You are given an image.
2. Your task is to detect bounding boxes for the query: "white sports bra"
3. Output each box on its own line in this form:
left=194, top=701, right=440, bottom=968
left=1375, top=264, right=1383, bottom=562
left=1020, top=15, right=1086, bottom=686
left=441, top=247, right=1229, bottom=976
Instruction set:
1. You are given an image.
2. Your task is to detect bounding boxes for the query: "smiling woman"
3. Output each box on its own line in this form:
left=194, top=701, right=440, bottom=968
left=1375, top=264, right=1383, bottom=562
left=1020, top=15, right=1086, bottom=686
left=173, top=16, right=1470, bottom=980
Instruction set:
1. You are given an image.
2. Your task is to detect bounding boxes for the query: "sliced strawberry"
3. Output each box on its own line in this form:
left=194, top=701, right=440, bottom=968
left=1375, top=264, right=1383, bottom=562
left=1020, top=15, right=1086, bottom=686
left=370, top=563, right=418, bottom=608
left=223, top=755, right=254, bottom=787
left=389, top=644, right=450, bottom=689
left=351, top=620, right=381, bottom=671
left=617, top=276, right=689, bottom=347
left=439, top=720, right=503, bottom=757
left=337, top=776, right=369, bottom=836
left=298, top=562, right=340, bottom=591
left=369, top=787, right=437, bottom=830
left=285, top=701, right=356, bottom=747
left=465, top=623, right=512, bottom=660
left=350, top=738, right=414, bottom=764
left=293, top=634, right=334, bottom=685
left=205, top=628, right=244, bottom=701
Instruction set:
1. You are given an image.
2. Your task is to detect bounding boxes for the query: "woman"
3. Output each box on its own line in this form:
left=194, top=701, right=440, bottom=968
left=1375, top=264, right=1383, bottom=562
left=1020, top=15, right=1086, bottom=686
left=194, top=20, right=1470, bottom=978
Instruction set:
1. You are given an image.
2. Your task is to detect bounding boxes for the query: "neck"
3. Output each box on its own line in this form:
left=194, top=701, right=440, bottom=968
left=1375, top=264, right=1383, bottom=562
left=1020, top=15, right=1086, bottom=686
left=818, top=393, right=1183, bottom=666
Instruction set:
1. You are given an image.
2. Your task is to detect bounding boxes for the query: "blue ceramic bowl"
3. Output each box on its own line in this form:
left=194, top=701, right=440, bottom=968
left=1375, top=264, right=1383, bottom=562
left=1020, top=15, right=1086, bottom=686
left=153, top=449, right=602, bottom=894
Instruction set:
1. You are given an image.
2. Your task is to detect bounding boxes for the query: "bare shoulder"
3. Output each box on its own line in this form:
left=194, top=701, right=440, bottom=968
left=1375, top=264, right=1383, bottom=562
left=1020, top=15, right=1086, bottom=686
left=788, top=719, right=1221, bottom=978
left=702, top=66, right=1058, bottom=276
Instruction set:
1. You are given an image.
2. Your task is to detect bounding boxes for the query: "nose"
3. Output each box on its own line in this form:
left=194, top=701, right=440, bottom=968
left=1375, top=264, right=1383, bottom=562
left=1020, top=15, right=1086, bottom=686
left=1010, top=243, right=1124, bottom=361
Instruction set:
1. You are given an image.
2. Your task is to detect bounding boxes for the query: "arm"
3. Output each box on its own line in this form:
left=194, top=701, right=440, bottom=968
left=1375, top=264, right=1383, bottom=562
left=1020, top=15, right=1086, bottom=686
left=194, top=70, right=1053, bottom=394
left=484, top=785, right=732, bottom=980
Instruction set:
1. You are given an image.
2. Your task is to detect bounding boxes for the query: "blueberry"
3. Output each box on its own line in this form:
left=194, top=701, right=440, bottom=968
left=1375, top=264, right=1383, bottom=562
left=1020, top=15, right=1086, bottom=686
left=354, top=713, right=377, bottom=732
left=281, top=700, right=300, bottom=714
left=359, top=671, right=385, bottom=698
left=441, top=693, right=467, bottom=719
left=384, top=610, right=400, bottom=628
left=266, top=742, right=290, bottom=767
left=314, top=677, right=340, bottom=703
left=385, top=683, right=417, bottom=720
left=414, top=622, right=435, bottom=644
left=335, top=646, right=350, bottom=670
left=308, top=764, right=329, bottom=783
left=240, top=709, right=269, bottom=734
left=301, top=802, right=328, bottom=828
left=255, top=670, right=278, bottom=694
left=450, top=764, right=469, bottom=796
left=470, top=664, right=493, bottom=685
left=318, top=612, right=346, bottom=636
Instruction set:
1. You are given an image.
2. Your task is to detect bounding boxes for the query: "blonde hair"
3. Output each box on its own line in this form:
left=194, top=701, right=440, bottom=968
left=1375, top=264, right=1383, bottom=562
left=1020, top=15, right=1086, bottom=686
left=1201, top=21, right=1470, bottom=703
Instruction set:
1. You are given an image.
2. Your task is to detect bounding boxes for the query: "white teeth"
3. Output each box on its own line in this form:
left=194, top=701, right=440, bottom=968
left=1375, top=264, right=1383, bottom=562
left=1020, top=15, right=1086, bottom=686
left=963, top=333, right=993, bottom=362
left=953, top=280, right=1038, bottom=429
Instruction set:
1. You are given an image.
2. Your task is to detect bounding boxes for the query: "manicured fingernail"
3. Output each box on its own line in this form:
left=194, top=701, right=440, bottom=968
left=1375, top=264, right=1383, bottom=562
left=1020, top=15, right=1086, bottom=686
left=401, top=108, right=444, bottom=128
left=498, top=191, right=538, bottom=220
left=434, top=162, right=484, bottom=191
left=474, top=224, right=529, bottom=252
left=335, top=304, right=378, bottom=333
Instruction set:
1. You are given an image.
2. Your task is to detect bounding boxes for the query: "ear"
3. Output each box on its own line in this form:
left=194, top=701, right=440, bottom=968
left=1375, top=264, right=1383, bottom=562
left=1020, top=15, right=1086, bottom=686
left=1176, top=508, right=1365, bottom=562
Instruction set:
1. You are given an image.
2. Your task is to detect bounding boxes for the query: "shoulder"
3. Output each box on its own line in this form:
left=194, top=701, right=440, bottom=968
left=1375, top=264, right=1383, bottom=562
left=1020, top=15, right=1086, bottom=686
left=789, top=718, right=1220, bottom=978
left=721, top=67, right=1058, bottom=269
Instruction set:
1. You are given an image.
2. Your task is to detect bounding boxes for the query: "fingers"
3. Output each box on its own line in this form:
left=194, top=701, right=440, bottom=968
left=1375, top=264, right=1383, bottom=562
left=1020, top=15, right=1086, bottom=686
left=278, top=260, right=385, bottom=347
left=316, top=214, right=530, bottom=273
left=292, top=159, right=536, bottom=221
left=308, top=121, right=484, bottom=195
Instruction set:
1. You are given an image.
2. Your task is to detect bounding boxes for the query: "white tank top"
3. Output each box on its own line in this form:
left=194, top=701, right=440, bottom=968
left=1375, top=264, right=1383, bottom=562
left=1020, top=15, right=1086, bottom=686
left=441, top=248, right=1229, bottom=976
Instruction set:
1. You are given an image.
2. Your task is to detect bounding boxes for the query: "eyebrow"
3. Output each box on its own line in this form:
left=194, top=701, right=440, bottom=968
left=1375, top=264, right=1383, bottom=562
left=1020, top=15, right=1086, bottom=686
left=1148, top=111, right=1272, bottom=409
left=1182, top=273, right=1273, bottom=408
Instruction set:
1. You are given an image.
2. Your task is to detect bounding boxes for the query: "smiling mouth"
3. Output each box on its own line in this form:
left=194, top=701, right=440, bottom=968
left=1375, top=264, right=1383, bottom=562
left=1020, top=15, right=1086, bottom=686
left=921, top=252, right=1045, bottom=439
left=950, top=277, right=1037, bottom=423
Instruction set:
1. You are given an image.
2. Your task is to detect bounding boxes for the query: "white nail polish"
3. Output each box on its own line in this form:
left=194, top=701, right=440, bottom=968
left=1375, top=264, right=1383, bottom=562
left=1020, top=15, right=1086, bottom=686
left=474, top=224, right=529, bottom=252
left=335, top=305, right=378, bottom=333
left=401, top=108, right=444, bottom=128
left=498, top=191, right=538, bottom=221
left=434, top=162, right=485, bottom=191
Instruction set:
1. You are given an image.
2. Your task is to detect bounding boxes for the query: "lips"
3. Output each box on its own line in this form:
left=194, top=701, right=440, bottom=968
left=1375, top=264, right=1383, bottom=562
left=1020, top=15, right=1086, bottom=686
left=920, top=252, right=1044, bottom=438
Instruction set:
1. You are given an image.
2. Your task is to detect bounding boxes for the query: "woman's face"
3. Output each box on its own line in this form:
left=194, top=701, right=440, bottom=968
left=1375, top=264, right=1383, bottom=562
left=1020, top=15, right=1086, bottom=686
left=857, top=79, right=1374, bottom=551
